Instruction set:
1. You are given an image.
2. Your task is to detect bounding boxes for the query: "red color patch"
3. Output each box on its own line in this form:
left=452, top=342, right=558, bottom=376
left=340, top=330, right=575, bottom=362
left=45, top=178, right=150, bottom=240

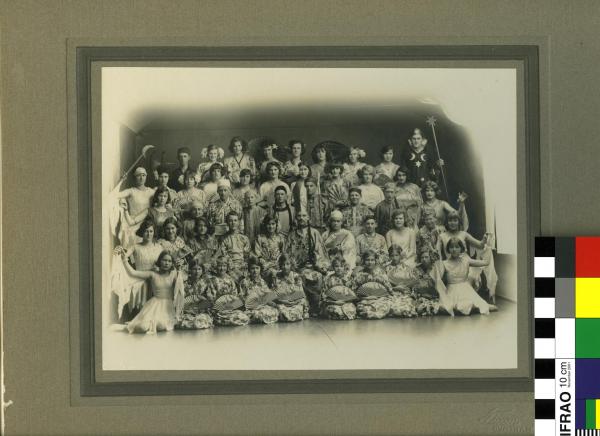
left=576, top=237, right=600, bottom=277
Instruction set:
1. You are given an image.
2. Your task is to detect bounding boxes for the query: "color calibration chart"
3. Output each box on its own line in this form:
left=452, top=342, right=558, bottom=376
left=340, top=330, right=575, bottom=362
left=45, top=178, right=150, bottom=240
left=535, top=237, right=600, bottom=436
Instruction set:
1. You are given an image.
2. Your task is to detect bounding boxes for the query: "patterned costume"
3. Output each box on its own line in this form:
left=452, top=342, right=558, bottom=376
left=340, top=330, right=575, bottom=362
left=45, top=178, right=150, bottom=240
left=274, top=271, right=309, bottom=322
left=352, top=266, right=393, bottom=319
left=239, top=275, right=279, bottom=324
left=224, top=154, right=256, bottom=184
left=355, top=233, right=388, bottom=265
left=341, top=203, right=373, bottom=237
left=254, top=233, right=286, bottom=273
left=320, top=272, right=357, bottom=320
left=206, top=274, right=250, bottom=326
left=206, top=196, right=243, bottom=236
left=178, top=277, right=213, bottom=330
left=217, top=233, right=251, bottom=280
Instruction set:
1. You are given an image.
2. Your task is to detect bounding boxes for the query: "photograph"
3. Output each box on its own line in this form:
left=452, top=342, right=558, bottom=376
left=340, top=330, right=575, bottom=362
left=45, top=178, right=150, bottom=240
left=101, top=66, right=518, bottom=371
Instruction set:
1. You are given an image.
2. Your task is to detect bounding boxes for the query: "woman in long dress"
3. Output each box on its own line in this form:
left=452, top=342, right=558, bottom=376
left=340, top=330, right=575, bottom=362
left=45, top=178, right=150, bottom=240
left=394, top=166, right=423, bottom=228
left=119, top=250, right=185, bottom=334
left=385, top=209, right=417, bottom=266
left=437, top=237, right=495, bottom=316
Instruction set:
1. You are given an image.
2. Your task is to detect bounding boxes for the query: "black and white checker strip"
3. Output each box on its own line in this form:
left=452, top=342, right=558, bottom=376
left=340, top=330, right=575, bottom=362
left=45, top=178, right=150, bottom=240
left=535, top=237, right=557, bottom=435
left=576, top=430, right=600, bottom=435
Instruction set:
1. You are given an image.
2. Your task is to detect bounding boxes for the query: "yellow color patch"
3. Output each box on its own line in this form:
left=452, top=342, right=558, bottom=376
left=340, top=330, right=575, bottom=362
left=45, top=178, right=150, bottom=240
left=575, top=278, right=600, bottom=318
left=596, top=400, right=600, bottom=429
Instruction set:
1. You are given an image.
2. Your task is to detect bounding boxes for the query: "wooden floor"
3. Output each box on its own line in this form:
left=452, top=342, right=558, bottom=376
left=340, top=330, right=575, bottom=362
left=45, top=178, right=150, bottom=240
left=103, top=299, right=517, bottom=371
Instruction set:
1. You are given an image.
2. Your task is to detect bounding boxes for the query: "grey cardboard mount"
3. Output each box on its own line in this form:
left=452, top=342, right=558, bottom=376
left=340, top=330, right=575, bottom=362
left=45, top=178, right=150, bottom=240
left=3, top=1, right=598, bottom=435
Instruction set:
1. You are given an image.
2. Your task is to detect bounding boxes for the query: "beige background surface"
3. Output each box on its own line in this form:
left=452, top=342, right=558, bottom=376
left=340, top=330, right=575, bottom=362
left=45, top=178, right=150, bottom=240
left=3, top=1, right=599, bottom=435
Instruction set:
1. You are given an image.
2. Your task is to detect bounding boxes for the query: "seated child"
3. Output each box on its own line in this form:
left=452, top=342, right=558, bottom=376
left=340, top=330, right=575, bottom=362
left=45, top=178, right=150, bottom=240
left=206, top=256, right=250, bottom=327
left=352, top=250, right=393, bottom=319
left=178, top=260, right=213, bottom=329
left=239, top=255, right=279, bottom=324
left=320, top=257, right=357, bottom=320
left=385, top=245, right=417, bottom=318
left=270, top=254, right=309, bottom=322
left=411, top=248, right=442, bottom=316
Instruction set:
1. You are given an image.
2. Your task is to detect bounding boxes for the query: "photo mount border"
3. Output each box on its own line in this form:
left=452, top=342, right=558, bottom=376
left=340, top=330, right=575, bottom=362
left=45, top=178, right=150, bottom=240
left=75, top=45, right=540, bottom=397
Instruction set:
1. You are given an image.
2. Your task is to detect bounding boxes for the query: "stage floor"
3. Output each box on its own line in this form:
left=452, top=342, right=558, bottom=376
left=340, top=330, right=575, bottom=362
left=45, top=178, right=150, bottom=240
left=102, top=299, right=517, bottom=371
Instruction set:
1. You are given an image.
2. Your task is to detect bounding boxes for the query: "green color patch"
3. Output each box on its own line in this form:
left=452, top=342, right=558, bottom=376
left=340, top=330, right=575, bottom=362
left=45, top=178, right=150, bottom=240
left=576, top=319, right=600, bottom=358
left=586, top=399, right=596, bottom=429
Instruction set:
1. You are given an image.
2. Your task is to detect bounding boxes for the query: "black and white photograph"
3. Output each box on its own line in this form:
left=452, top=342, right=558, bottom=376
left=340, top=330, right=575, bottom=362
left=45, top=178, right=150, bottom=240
left=102, top=66, right=518, bottom=371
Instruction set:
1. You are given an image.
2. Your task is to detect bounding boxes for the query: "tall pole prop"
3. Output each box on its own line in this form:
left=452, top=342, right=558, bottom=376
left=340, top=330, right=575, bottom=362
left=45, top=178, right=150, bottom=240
left=425, top=116, right=450, bottom=201
left=116, top=144, right=156, bottom=188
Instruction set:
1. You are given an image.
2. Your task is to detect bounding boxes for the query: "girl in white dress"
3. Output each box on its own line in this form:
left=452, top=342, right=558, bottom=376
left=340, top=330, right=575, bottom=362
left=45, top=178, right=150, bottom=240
left=438, top=237, right=495, bottom=316
left=120, top=250, right=185, bottom=334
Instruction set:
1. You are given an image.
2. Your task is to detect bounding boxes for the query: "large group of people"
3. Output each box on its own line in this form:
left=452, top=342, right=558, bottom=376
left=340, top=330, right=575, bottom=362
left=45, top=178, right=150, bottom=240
left=110, top=130, right=498, bottom=335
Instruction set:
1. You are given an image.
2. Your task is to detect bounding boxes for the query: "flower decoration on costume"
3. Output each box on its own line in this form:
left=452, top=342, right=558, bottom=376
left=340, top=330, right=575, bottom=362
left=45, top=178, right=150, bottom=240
left=357, top=148, right=366, bottom=159
left=200, top=148, right=208, bottom=159
left=217, top=147, right=225, bottom=159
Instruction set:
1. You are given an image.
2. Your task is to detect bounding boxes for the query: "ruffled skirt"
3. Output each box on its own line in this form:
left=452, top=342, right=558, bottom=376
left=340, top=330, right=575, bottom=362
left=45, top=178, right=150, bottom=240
left=127, top=297, right=176, bottom=334
left=446, top=281, right=490, bottom=315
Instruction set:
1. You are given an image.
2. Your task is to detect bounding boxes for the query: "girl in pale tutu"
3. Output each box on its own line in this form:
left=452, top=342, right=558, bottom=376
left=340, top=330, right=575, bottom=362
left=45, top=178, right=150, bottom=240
left=437, top=237, right=495, bottom=316
left=385, top=245, right=418, bottom=318
left=239, top=255, right=279, bottom=324
left=271, top=254, right=309, bottom=322
left=352, top=250, right=393, bottom=319
left=206, top=256, right=250, bottom=327
left=320, top=257, right=357, bottom=320
left=120, top=250, right=185, bottom=334
left=178, top=260, right=213, bottom=330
